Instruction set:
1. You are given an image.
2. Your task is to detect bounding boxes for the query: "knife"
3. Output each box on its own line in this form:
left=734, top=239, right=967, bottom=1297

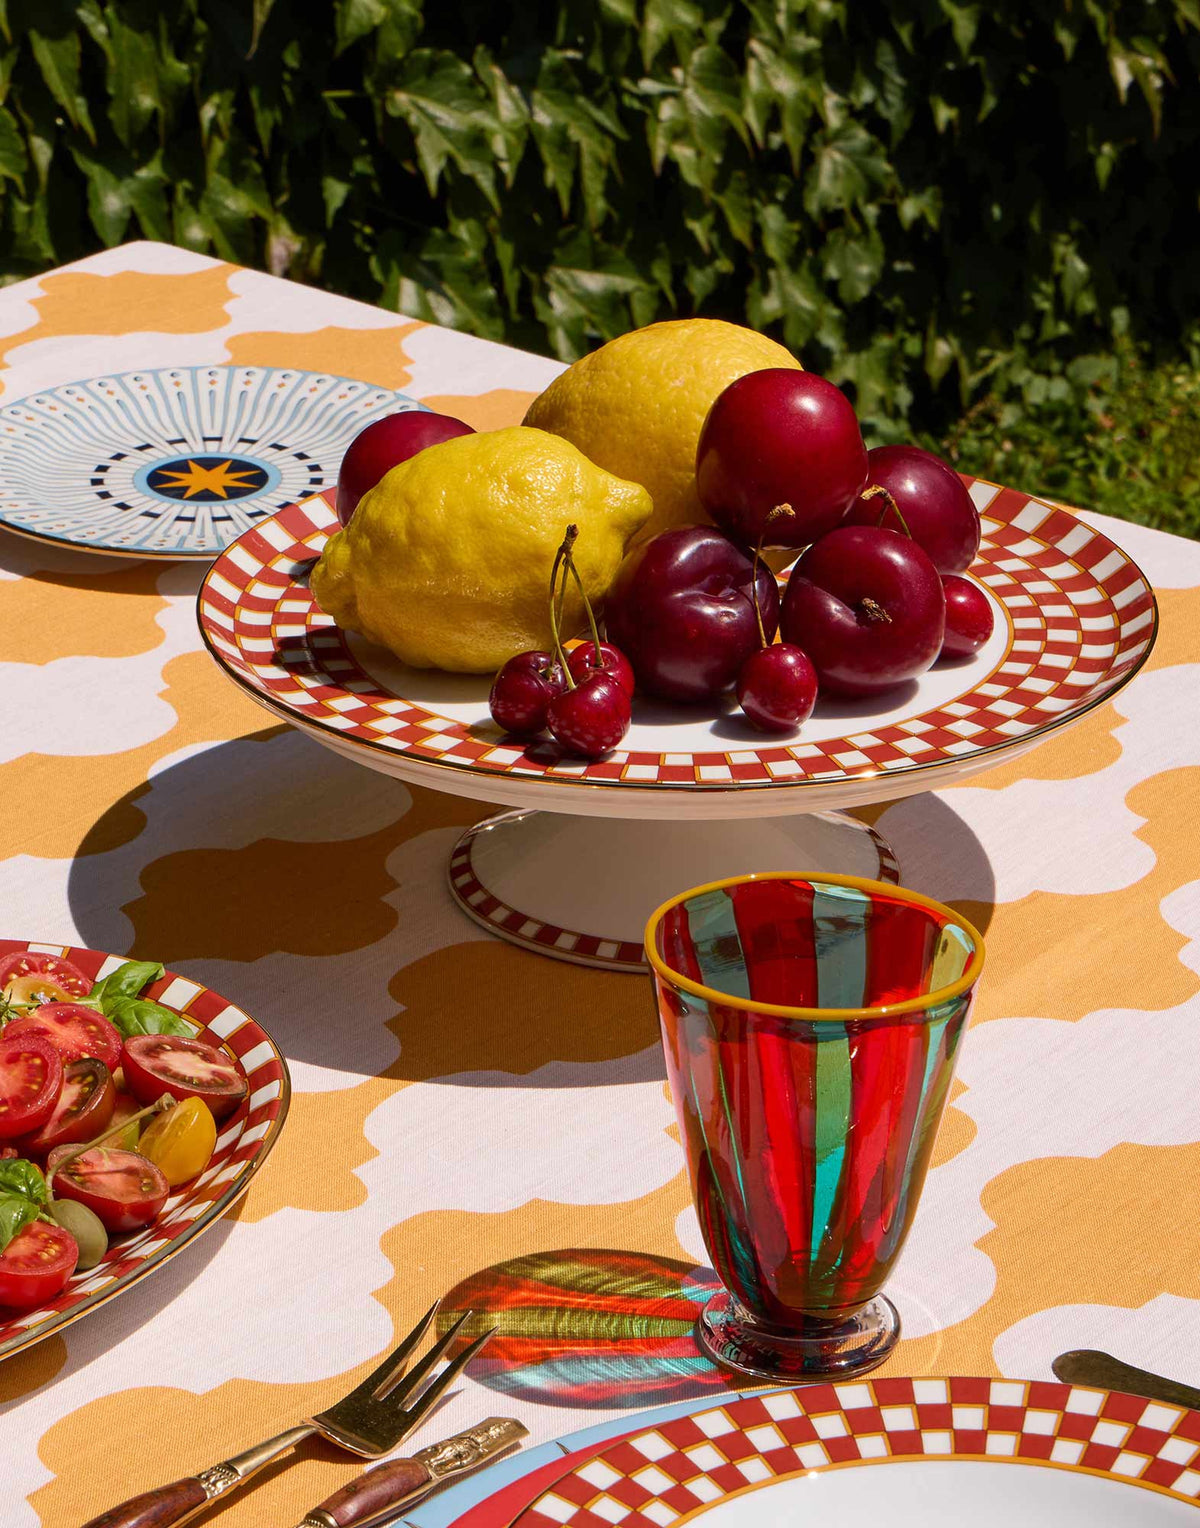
left=291, top=1416, right=528, bottom=1528
left=1052, top=1349, right=1200, bottom=1412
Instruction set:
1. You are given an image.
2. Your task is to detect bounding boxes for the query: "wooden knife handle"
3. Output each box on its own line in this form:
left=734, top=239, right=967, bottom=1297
left=80, top=1478, right=210, bottom=1528
left=309, top=1458, right=433, bottom=1527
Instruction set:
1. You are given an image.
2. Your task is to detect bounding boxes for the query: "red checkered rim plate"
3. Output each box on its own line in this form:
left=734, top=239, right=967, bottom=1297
left=196, top=479, right=1157, bottom=793
left=513, top=1377, right=1200, bottom=1523
left=0, top=940, right=290, bottom=1361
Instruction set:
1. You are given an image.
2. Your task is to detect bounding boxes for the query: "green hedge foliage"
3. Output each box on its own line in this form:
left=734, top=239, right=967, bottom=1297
left=0, top=0, right=1197, bottom=437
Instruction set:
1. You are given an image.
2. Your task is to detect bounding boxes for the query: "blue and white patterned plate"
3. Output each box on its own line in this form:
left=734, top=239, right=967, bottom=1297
left=0, top=365, right=422, bottom=558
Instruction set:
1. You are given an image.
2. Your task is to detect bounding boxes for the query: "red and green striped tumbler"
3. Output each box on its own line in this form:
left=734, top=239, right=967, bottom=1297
left=646, top=872, right=985, bottom=1381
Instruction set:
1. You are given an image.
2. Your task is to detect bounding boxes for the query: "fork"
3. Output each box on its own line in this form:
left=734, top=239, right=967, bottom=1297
left=81, top=1301, right=491, bottom=1528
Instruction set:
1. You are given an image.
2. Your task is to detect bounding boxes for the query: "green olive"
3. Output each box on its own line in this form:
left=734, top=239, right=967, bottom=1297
left=50, top=1199, right=108, bottom=1270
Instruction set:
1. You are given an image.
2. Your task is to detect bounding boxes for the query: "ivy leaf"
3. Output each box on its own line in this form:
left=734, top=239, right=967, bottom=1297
left=822, top=224, right=884, bottom=305
left=102, top=7, right=163, bottom=147
left=937, top=0, right=981, bottom=58
left=804, top=122, right=891, bottom=216
left=335, top=0, right=403, bottom=54
left=387, top=49, right=498, bottom=208
left=29, top=27, right=94, bottom=142
left=473, top=46, right=529, bottom=189
left=0, top=103, right=26, bottom=182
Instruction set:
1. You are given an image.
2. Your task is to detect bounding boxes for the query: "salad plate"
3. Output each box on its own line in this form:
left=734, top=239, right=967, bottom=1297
left=0, top=365, right=420, bottom=558
left=0, top=939, right=289, bottom=1362
left=508, top=1378, right=1200, bottom=1525
left=197, top=478, right=1155, bottom=970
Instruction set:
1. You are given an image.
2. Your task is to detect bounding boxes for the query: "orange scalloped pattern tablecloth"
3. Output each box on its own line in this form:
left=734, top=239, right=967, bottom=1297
left=2, top=243, right=1199, bottom=1526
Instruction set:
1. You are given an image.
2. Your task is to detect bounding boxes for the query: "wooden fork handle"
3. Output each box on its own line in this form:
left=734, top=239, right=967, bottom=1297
left=81, top=1425, right=317, bottom=1528
left=297, top=1458, right=432, bottom=1527
left=80, top=1478, right=212, bottom=1528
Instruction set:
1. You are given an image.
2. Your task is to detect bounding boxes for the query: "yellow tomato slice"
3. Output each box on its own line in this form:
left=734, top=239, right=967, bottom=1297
left=138, top=1097, right=217, bottom=1187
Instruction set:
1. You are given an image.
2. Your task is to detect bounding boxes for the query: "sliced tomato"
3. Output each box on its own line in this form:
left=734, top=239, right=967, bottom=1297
left=49, top=1146, right=168, bottom=1233
left=0, top=1033, right=63, bottom=1140
left=0, top=1221, right=78, bottom=1310
left=3, top=974, right=80, bottom=1008
left=20, top=1059, right=115, bottom=1157
left=4, top=1005, right=122, bottom=1072
left=0, top=952, right=90, bottom=999
left=122, top=1035, right=247, bottom=1121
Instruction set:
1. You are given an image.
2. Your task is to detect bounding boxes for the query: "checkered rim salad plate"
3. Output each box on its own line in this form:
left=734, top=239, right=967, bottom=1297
left=0, top=939, right=289, bottom=1361
left=0, top=365, right=421, bottom=558
left=196, top=477, right=1155, bottom=810
left=512, top=1377, right=1200, bottom=1525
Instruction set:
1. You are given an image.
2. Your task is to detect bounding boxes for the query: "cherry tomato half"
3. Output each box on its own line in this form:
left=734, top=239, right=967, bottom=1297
left=3, top=974, right=80, bottom=1008
left=4, top=1004, right=122, bottom=1072
left=0, top=952, right=90, bottom=999
left=139, top=1098, right=217, bottom=1187
left=49, top=1146, right=168, bottom=1233
left=0, top=1033, right=63, bottom=1140
left=0, top=1222, right=79, bottom=1310
left=122, top=1036, right=248, bottom=1121
left=20, top=1058, right=115, bottom=1158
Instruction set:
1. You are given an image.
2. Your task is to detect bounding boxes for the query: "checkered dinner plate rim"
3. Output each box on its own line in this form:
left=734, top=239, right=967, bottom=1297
left=0, top=939, right=290, bottom=1362
left=196, top=477, right=1157, bottom=795
left=512, top=1376, right=1200, bottom=1524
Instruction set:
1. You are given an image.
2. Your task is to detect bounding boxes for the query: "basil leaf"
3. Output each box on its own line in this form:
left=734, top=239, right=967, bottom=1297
left=0, top=1161, right=49, bottom=1255
left=0, top=1196, right=39, bottom=1255
left=103, top=996, right=195, bottom=1038
left=85, top=960, right=165, bottom=1009
left=0, top=1159, right=49, bottom=1208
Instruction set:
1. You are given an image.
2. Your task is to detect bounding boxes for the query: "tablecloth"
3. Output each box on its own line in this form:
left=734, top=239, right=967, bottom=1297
left=2, top=241, right=1199, bottom=1527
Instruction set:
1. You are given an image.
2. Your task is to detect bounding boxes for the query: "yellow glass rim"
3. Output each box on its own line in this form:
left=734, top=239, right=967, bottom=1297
left=643, top=870, right=986, bottom=1022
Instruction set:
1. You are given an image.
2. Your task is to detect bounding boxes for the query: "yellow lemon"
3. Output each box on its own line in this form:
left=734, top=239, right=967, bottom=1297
left=310, top=426, right=651, bottom=673
left=523, top=318, right=801, bottom=541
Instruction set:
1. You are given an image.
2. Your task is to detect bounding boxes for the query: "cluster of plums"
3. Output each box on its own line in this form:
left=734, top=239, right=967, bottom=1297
left=490, top=369, right=993, bottom=758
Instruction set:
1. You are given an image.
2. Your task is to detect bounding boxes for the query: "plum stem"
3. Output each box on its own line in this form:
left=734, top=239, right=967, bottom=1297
left=860, top=596, right=892, bottom=624
left=861, top=483, right=914, bottom=540
left=548, top=526, right=578, bottom=689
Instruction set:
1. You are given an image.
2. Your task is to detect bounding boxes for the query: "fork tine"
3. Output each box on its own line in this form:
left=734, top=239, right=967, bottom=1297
left=377, top=1308, right=474, bottom=1404
left=389, top=1326, right=495, bottom=1429
left=334, top=1299, right=441, bottom=1411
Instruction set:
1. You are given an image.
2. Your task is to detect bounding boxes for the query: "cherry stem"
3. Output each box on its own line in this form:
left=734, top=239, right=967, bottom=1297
left=860, top=596, right=892, bottom=625
left=563, top=543, right=605, bottom=669
left=548, top=527, right=578, bottom=690
left=860, top=483, right=914, bottom=539
left=750, top=504, right=794, bottom=650
left=45, top=1092, right=176, bottom=1202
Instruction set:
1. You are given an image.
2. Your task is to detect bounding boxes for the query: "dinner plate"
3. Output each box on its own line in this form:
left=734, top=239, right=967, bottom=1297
left=0, top=939, right=289, bottom=1361
left=511, top=1377, right=1200, bottom=1524
left=0, top=365, right=419, bottom=558
left=196, top=478, right=1156, bottom=820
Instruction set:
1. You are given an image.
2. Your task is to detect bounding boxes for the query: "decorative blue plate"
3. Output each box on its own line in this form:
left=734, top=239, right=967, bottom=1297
left=0, top=365, right=422, bottom=558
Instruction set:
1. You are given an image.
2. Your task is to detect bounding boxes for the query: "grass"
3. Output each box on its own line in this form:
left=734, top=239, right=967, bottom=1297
left=927, top=345, right=1200, bottom=540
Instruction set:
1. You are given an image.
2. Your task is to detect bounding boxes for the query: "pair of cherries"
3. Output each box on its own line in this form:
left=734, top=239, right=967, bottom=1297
left=489, top=529, right=634, bottom=760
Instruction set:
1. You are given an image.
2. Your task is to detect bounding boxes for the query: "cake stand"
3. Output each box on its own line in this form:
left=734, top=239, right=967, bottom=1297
left=197, top=479, right=1156, bottom=972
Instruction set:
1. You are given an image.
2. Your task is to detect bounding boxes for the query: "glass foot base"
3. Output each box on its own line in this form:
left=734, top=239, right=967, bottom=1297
left=697, top=1290, right=900, bottom=1382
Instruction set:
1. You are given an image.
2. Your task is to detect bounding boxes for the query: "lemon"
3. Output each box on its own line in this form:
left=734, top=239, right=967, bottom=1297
left=524, top=318, right=801, bottom=541
left=310, top=426, right=651, bottom=673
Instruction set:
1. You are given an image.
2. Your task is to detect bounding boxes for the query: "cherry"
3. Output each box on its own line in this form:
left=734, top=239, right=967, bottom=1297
left=940, top=574, right=994, bottom=659
left=695, top=370, right=868, bottom=548
left=547, top=670, right=631, bottom=758
left=336, top=410, right=475, bottom=524
left=605, top=526, right=779, bottom=703
left=844, top=445, right=979, bottom=573
left=780, top=525, right=945, bottom=697
left=737, top=644, right=818, bottom=733
left=489, top=650, right=566, bottom=736
left=567, top=640, right=635, bottom=696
